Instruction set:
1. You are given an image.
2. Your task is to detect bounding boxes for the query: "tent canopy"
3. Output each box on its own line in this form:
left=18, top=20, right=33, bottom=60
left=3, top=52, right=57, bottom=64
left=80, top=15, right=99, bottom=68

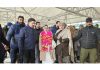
left=0, top=7, right=100, bottom=25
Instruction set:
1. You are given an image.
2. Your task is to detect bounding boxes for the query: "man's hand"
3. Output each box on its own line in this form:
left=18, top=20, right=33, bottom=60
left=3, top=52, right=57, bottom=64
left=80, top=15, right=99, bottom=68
left=4, top=45, right=9, bottom=50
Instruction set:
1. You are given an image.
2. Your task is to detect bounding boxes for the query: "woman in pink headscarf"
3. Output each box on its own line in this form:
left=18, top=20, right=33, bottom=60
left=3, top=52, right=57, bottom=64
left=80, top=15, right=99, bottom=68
left=39, top=25, right=56, bottom=63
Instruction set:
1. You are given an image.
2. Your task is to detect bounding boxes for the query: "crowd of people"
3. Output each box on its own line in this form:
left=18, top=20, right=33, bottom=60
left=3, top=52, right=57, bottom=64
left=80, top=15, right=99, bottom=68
left=0, top=16, right=100, bottom=63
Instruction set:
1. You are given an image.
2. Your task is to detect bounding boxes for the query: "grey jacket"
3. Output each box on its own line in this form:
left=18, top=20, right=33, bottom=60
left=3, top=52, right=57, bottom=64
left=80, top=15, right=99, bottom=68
left=74, top=26, right=100, bottom=49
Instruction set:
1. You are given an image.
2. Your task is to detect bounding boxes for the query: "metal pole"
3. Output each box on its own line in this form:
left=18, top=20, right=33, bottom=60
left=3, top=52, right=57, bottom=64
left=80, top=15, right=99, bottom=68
left=65, top=12, right=67, bottom=24
left=6, top=12, right=8, bottom=23
left=14, top=7, right=16, bottom=22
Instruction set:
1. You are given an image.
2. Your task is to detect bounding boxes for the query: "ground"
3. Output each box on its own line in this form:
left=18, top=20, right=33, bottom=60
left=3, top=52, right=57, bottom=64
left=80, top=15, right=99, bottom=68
left=4, top=52, right=10, bottom=63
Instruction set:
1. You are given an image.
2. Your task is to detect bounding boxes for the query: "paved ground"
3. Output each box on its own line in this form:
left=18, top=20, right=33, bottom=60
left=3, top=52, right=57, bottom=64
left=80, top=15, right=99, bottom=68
left=4, top=52, right=100, bottom=63
left=4, top=52, right=11, bottom=63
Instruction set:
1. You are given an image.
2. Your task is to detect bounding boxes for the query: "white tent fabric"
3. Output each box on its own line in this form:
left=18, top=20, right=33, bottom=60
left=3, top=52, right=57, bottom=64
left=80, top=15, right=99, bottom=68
left=0, top=7, right=100, bottom=26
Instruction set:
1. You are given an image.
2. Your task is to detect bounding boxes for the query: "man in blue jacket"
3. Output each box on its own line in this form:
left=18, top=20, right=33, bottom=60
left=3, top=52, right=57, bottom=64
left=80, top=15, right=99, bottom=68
left=6, top=16, right=25, bottom=63
left=51, top=21, right=61, bottom=63
left=18, top=18, right=37, bottom=63
left=51, top=21, right=60, bottom=34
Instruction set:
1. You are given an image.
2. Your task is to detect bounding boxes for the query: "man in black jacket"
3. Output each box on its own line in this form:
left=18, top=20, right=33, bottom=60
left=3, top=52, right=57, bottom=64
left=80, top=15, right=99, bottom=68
left=74, top=17, right=100, bottom=63
left=35, top=22, right=42, bottom=63
left=0, top=25, right=9, bottom=63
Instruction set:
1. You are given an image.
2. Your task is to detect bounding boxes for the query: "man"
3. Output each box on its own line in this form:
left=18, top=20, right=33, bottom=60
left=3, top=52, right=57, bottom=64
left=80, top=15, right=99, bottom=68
left=3, top=22, right=13, bottom=57
left=6, top=16, right=25, bottom=63
left=77, top=25, right=84, bottom=61
left=3, top=22, right=13, bottom=38
left=51, top=21, right=60, bottom=34
left=51, top=21, right=61, bottom=63
left=0, top=25, right=9, bottom=63
left=35, top=22, right=42, bottom=63
left=73, top=17, right=100, bottom=63
left=3, top=25, right=8, bottom=37
left=18, top=18, right=37, bottom=63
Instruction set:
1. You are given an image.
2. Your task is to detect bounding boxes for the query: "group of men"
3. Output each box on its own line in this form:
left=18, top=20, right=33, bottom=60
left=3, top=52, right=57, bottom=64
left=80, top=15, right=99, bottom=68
left=0, top=16, right=43, bottom=63
left=0, top=16, right=100, bottom=63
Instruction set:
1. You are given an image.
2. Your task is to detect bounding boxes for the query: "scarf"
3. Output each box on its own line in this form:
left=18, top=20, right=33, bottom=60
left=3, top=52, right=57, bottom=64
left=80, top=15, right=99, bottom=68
left=40, top=31, right=53, bottom=52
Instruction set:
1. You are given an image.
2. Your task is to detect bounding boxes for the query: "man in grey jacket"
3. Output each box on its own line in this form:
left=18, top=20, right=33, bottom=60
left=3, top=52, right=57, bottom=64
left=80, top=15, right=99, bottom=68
left=73, top=17, right=100, bottom=63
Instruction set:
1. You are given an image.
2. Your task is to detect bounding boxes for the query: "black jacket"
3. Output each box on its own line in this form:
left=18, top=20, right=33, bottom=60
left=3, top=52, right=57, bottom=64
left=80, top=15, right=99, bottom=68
left=35, top=28, right=42, bottom=43
left=0, top=28, right=9, bottom=51
left=74, top=26, right=100, bottom=49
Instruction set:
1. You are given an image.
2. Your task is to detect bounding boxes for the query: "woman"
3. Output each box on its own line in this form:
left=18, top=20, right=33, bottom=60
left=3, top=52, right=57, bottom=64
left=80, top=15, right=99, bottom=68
left=54, top=23, right=74, bottom=63
left=39, top=25, right=56, bottom=63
